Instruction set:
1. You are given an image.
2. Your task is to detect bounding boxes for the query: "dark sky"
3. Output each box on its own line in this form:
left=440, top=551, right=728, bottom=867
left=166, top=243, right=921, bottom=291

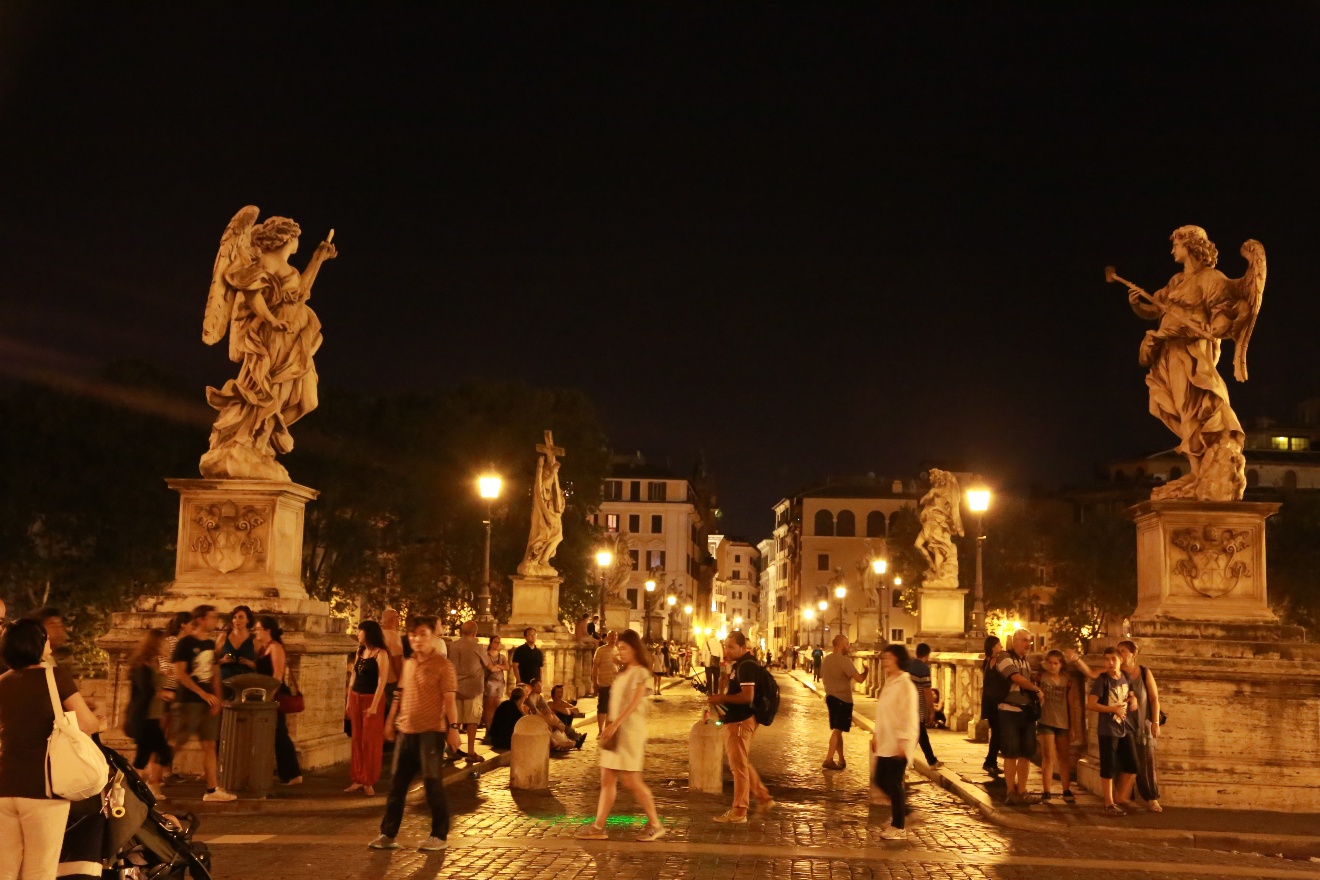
left=2, top=5, right=1318, bottom=538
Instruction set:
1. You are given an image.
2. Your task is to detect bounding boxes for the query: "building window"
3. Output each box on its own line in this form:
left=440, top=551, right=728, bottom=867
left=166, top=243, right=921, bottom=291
left=629, top=549, right=640, bottom=571
left=732, top=570, right=741, bottom=580
left=629, top=481, right=641, bottom=501
left=1246, top=468, right=1260, bottom=487
left=836, top=510, right=856, bottom=537
left=603, top=480, right=623, bottom=501
left=814, top=510, right=834, bottom=536
left=1294, top=437, right=1312, bottom=451
left=651, top=514, right=663, bottom=533
left=605, top=514, right=620, bottom=533
left=1272, top=436, right=1289, bottom=450
left=628, top=514, right=640, bottom=533
left=1284, top=470, right=1299, bottom=490
left=648, top=550, right=667, bottom=570
left=866, top=511, right=885, bottom=537
left=648, top=481, right=668, bottom=501
left=735, top=554, right=741, bottom=563
left=890, top=628, right=904, bottom=643
left=817, top=553, right=830, bottom=571
left=893, top=590, right=904, bottom=607
left=627, top=588, right=638, bottom=608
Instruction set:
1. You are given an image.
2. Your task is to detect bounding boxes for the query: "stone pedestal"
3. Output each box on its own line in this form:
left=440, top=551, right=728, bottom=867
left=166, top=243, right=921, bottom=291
left=509, top=574, right=564, bottom=629
left=917, top=588, right=967, bottom=637
left=854, top=613, right=879, bottom=647
left=97, top=478, right=353, bottom=774
left=1073, top=499, right=1320, bottom=810
left=688, top=717, right=725, bottom=793
left=510, top=715, right=551, bottom=790
left=604, top=599, right=633, bottom=637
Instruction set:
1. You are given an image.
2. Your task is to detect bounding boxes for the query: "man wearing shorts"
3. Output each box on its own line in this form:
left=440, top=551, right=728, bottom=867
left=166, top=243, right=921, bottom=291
left=1087, top=646, right=1139, bottom=815
left=447, top=620, right=490, bottom=763
left=170, top=605, right=235, bottom=802
left=591, top=630, right=618, bottom=734
left=995, top=628, right=1043, bottom=805
left=819, top=634, right=867, bottom=770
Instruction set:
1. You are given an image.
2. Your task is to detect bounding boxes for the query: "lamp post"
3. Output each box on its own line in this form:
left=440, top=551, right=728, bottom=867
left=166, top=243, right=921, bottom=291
left=817, top=599, right=828, bottom=647
left=644, top=578, right=657, bottom=642
left=966, top=481, right=991, bottom=638
left=666, top=593, right=677, bottom=640
left=476, top=474, right=502, bottom=634
left=870, top=557, right=887, bottom=647
left=596, top=548, right=614, bottom=629
left=834, top=584, right=847, bottom=640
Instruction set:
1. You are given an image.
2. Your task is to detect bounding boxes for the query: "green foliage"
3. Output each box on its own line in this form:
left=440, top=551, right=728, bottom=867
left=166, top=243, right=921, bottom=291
left=881, top=506, right=924, bottom=613
left=1266, top=494, right=1320, bottom=633
left=1046, top=510, right=1136, bottom=649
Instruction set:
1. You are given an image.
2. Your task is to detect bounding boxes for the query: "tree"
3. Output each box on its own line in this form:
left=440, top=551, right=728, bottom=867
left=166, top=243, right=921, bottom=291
left=1046, top=509, right=1137, bottom=648
left=1265, top=494, right=1320, bottom=633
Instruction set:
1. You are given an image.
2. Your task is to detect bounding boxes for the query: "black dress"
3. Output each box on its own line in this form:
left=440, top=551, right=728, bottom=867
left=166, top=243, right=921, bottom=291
left=256, top=650, right=302, bottom=782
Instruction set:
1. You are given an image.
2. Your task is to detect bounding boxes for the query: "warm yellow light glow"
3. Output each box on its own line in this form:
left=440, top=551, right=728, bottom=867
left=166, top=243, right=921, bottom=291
left=596, top=550, right=613, bottom=568
left=818, top=599, right=828, bottom=612
left=716, top=628, right=728, bottom=640
left=893, top=576, right=902, bottom=586
left=703, top=627, right=713, bottom=635
left=478, top=475, right=502, bottom=499
left=645, top=580, right=656, bottom=592
left=667, top=595, right=677, bottom=606
left=834, top=585, right=847, bottom=600
left=803, top=608, right=815, bottom=621
left=872, top=558, right=887, bottom=575
left=966, top=488, right=991, bottom=513
left=734, top=616, right=743, bottom=625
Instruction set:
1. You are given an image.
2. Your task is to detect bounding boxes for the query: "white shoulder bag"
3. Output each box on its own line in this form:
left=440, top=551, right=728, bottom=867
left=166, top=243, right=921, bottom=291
left=44, top=665, right=108, bottom=800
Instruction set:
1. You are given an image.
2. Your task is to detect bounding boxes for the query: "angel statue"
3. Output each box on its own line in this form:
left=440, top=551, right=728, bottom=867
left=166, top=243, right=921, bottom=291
left=199, top=206, right=337, bottom=481
left=914, top=469, right=963, bottom=589
left=518, top=431, right=567, bottom=577
left=1106, top=226, right=1264, bottom=501
left=603, top=532, right=634, bottom=603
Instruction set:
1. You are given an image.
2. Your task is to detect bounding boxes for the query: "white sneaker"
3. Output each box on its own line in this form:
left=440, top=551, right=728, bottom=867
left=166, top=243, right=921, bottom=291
left=367, top=834, right=399, bottom=850
left=417, top=836, right=447, bottom=851
left=202, top=788, right=237, bottom=803
left=879, top=825, right=907, bottom=840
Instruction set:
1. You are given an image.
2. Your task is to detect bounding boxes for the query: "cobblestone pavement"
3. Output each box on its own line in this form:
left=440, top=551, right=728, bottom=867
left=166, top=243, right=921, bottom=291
left=197, top=675, right=1320, bottom=880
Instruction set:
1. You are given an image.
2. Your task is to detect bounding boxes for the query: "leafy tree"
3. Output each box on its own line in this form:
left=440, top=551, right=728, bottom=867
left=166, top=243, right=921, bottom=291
left=1046, top=509, right=1136, bottom=648
left=1266, top=494, right=1320, bottom=633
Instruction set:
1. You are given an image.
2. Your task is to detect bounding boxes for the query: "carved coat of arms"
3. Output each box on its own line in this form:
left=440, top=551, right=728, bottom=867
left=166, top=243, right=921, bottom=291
left=192, top=502, right=266, bottom=574
left=1169, top=526, right=1251, bottom=598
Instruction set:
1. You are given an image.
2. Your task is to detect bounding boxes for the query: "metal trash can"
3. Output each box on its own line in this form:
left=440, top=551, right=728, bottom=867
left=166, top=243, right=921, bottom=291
left=218, top=685, right=279, bottom=797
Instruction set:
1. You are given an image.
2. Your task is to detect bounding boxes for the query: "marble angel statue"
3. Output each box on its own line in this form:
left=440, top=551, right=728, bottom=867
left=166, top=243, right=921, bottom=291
left=199, top=206, right=337, bottom=481
left=1106, top=226, right=1264, bottom=501
left=914, top=469, right=963, bottom=589
left=603, top=532, right=634, bottom=602
left=518, top=431, right=567, bottom=576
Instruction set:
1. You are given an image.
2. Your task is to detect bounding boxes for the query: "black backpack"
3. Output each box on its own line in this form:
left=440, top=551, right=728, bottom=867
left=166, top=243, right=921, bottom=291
left=742, top=660, right=780, bottom=726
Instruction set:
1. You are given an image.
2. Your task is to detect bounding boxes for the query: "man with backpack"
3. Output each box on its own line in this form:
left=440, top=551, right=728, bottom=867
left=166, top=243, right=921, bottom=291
left=706, top=631, right=775, bottom=823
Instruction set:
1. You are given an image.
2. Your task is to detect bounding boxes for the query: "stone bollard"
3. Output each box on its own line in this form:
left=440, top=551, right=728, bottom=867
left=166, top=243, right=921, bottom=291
left=688, top=717, right=725, bottom=793
left=510, top=715, right=551, bottom=790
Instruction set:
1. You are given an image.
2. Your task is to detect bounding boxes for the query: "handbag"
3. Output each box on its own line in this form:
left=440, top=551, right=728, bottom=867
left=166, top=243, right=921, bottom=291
left=276, top=665, right=305, bottom=714
left=1141, top=666, right=1169, bottom=726
left=44, top=666, right=109, bottom=801
left=599, top=728, right=617, bottom=751
left=1022, top=690, right=1042, bottom=722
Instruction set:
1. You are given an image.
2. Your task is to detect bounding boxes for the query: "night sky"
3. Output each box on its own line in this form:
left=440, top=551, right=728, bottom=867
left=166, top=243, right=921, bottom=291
left=2, top=6, right=1318, bottom=538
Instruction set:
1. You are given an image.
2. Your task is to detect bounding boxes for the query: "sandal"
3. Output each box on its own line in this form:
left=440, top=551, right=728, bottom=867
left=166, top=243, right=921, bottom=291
left=1103, top=804, right=1126, bottom=817
left=1061, top=790, right=1076, bottom=803
left=1148, top=799, right=1163, bottom=812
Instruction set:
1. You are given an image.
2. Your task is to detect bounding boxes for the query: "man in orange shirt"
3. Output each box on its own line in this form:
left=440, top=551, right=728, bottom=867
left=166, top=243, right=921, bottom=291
left=369, top=617, right=461, bottom=852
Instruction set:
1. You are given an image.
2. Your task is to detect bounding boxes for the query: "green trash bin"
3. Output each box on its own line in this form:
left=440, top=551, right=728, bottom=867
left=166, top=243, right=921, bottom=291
left=218, top=684, right=279, bottom=797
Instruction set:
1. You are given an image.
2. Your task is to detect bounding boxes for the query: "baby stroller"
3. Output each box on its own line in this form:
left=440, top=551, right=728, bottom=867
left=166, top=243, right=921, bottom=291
left=60, top=741, right=213, bottom=880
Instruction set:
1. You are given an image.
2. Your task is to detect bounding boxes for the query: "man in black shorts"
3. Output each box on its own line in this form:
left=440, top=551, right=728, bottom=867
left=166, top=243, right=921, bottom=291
left=995, top=629, right=1044, bottom=805
left=819, top=634, right=867, bottom=771
left=1087, top=646, right=1139, bottom=815
left=591, top=630, right=618, bottom=734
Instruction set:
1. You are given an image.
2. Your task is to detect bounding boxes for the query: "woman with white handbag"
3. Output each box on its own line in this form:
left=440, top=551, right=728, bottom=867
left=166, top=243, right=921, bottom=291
left=0, top=618, right=101, bottom=880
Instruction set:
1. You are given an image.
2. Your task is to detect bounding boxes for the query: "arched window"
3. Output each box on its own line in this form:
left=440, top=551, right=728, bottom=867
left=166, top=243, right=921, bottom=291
left=1246, top=469, right=1260, bottom=487
left=813, top=509, right=834, bottom=536
left=866, top=511, right=885, bottom=537
left=836, top=510, right=856, bottom=537
left=1169, top=466, right=1182, bottom=480
left=889, top=511, right=902, bottom=533
left=1284, top=470, right=1298, bottom=491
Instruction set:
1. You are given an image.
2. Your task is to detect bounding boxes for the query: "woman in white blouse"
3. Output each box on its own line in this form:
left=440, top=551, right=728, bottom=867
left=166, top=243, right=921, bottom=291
left=871, top=643, right=919, bottom=841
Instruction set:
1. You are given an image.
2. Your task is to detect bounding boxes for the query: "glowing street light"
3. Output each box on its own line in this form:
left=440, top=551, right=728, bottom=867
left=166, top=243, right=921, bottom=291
left=475, top=472, right=502, bottom=633
left=644, top=579, right=657, bottom=641
left=596, top=548, right=614, bottom=625
left=965, top=480, right=992, bottom=637
left=872, top=558, right=887, bottom=575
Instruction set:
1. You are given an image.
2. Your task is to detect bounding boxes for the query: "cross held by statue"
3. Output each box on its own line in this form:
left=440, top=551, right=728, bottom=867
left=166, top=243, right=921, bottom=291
left=536, top=430, right=565, bottom=460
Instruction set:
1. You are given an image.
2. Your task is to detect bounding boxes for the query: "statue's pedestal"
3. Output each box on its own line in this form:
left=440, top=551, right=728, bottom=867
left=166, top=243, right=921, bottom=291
left=855, top=613, right=879, bottom=646
left=97, top=478, right=353, bottom=775
left=917, top=588, right=967, bottom=638
left=508, top=574, right=563, bottom=629
left=1074, top=499, right=1320, bottom=810
left=604, top=599, right=633, bottom=637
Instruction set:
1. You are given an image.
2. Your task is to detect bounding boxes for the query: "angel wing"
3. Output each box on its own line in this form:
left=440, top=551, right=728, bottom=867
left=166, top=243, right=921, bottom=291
left=1212, top=239, right=1266, bottom=382
left=201, top=205, right=260, bottom=346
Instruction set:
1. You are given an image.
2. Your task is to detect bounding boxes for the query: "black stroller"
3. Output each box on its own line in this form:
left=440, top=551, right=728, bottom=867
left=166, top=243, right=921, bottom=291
left=60, top=741, right=213, bottom=880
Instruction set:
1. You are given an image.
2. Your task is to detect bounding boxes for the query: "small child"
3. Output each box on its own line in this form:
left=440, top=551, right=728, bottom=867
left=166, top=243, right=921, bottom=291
left=1036, top=649, right=1076, bottom=803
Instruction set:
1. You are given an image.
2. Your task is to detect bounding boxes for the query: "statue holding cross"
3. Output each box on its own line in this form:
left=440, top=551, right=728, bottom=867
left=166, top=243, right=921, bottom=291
left=517, top=430, right=567, bottom=577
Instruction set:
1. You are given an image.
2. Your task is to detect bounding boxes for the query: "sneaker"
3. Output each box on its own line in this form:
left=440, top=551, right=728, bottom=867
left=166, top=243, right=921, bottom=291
left=1004, top=792, right=1021, bottom=806
left=636, top=822, right=668, bottom=842
left=1020, top=792, right=1041, bottom=805
left=1061, top=790, right=1076, bottom=803
left=575, top=733, right=587, bottom=749
left=1103, top=804, right=1126, bottom=817
left=417, top=836, right=447, bottom=852
left=713, top=811, right=748, bottom=824
left=368, top=835, right=399, bottom=850
left=1041, top=792, right=1053, bottom=802
left=929, top=761, right=944, bottom=770
left=983, top=763, right=1001, bottom=776
left=879, top=825, right=907, bottom=840
left=756, top=798, right=777, bottom=812
left=202, top=788, right=237, bottom=803
left=574, top=824, right=609, bottom=840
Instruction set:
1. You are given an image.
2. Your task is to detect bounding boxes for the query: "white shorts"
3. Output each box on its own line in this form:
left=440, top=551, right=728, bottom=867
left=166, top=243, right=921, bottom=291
left=455, top=696, right=483, bottom=725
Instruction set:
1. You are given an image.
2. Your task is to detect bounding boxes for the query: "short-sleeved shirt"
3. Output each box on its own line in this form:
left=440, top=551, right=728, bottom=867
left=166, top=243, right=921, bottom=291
left=811, top=648, right=824, bottom=667
left=994, top=650, right=1032, bottom=712
left=908, top=658, right=932, bottom=718
left=593, top=644, right=619, bottom=687
left=1090, top=671, right=1132, bottom=737
left=448, top=636, right=490, bottom=700
left=172, top=635, right=216, bottom=703
left=511, top=643, right=544, bottom=683
left=0, top=665, right=79, bottom=798
left=820, top=652, right=860, bottom=702
left=722, top=657, right=759, bottom=724
left=396, top=650, right=457, bottom=734
left=382, top=630, right=404, bottom=684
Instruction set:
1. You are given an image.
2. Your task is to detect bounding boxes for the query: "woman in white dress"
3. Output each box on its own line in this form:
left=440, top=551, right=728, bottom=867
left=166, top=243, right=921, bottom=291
left=575, top=629, right=666, bottom=842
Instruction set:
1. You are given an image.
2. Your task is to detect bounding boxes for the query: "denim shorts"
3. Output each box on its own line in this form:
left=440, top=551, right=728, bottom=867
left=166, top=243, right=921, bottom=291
left=998, top=707, right=1037, bottom=759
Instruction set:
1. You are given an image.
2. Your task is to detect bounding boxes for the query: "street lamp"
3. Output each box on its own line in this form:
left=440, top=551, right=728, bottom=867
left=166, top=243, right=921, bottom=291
left=644, top=578, right=657, bottom=642
left=834, top=584, right=847, bottom=640
left=596, top=548, right=614, bottom=627
left=666, top=593, right=677, bottom=640
left=475, top=473, right=502, bottom=634
left=966, top=481, right=991, bottom=638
